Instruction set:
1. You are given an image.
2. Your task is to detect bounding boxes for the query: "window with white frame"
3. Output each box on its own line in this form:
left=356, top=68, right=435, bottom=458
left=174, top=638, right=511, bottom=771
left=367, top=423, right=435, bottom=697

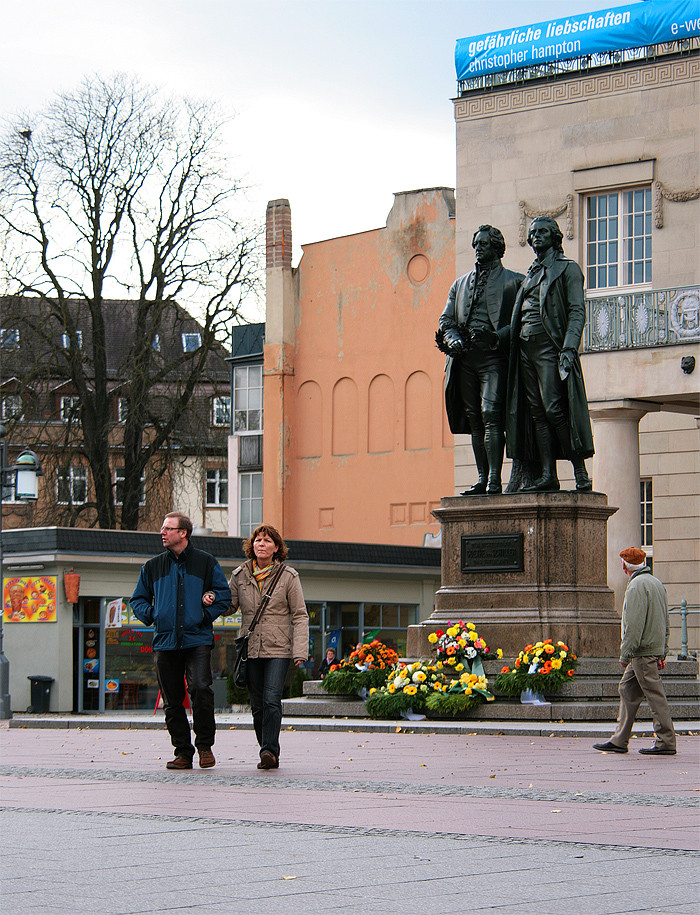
left=239, top=471, right=262, bottom=536
left=60, top=395, right=81, bottom=422
left=182, top=332, right=201, bottom=352
left=206, top=468, right=228, bottom=506
left=152, top=333, right=161, bottom=352
left=1, top=394, right=22, bottom=421
left=57, top=466, right=88, bottom=505
left=212, top=395, right=231, bottom=428
left=234, top=364, right=262, bottom=432
left=117, top=397, right=128, bottom=423
left=61, top=330, right=83, bottom=349
left=0, top=328, right=20, bottom=349
left=115, top=467, right=146, bottom=505
left=585, top=187, right=652, bottom=290
left=640, top=478, right=653, bottom=568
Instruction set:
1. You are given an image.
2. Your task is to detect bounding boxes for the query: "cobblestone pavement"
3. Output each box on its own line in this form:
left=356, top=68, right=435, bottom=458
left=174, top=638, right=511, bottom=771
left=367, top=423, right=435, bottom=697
left=1, top=724, right=698, bottom=914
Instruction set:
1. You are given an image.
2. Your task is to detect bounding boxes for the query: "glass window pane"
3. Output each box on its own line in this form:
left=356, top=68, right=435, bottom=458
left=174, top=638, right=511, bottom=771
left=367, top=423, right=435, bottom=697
left=364, top=605, right=381, bottom=628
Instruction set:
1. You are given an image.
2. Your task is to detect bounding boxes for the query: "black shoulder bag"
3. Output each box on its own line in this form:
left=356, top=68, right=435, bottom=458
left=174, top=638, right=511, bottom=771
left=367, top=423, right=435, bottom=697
left=233, top=563, right=286, bottom=688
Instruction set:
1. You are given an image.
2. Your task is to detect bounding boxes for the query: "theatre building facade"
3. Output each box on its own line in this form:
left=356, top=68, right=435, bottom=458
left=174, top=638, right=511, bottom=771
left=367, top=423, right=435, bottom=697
left=452, top=32, right=700, bottom=616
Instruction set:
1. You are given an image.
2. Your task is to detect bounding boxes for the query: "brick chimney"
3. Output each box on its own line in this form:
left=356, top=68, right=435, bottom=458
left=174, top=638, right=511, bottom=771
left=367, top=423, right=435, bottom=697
left=266, top=199, right=292, bottom=269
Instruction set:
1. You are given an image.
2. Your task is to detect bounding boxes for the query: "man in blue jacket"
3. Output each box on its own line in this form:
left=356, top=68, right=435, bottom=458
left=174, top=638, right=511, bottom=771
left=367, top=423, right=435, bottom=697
left=131, top=511, right=231, bottom=770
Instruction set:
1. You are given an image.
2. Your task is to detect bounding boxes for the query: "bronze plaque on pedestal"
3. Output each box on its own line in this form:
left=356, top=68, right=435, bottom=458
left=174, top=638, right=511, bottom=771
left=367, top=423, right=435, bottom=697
left=461, top=533, right=523, bottom=573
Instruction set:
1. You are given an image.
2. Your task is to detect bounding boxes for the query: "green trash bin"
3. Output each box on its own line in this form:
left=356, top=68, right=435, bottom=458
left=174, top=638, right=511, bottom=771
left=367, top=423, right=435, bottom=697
left=27, top=675, right=54, bottom=712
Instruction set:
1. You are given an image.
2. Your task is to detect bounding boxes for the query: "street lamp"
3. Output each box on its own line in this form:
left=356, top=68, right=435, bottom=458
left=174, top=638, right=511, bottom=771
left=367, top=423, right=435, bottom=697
left=0, top=423, right=44, bottom=719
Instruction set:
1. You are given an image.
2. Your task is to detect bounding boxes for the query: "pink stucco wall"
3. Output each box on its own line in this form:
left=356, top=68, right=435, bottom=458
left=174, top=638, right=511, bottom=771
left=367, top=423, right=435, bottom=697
left=266, top=189, right=456, bottom=545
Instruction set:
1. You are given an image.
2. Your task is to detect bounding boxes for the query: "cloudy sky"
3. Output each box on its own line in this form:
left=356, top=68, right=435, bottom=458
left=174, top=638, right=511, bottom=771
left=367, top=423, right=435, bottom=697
left=4, top=0, right=622, bottom=315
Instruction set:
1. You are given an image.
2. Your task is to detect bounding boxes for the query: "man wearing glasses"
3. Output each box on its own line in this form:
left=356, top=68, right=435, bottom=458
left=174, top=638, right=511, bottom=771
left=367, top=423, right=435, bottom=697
left=131, top=511, right=230, bottom=769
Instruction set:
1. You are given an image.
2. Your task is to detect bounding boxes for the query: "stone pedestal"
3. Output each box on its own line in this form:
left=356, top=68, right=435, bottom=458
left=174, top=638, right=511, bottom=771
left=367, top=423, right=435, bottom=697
left=407, top=492, right=620, bottom=659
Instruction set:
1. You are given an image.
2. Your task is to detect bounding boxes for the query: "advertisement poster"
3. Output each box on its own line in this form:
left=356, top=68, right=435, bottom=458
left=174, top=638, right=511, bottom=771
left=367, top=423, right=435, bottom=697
left=3, top=576, right=57, bottom=623
left=105, top=597, right=128, bottom=628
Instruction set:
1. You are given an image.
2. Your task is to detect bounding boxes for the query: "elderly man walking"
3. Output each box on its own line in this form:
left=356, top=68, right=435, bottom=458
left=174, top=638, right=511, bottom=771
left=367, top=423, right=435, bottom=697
left=594, top=547, right=677, bottom=756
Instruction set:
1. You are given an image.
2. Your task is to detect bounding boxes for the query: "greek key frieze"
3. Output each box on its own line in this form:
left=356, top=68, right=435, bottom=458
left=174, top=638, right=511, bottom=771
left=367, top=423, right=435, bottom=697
left=455, top=58, right=698, bottom=121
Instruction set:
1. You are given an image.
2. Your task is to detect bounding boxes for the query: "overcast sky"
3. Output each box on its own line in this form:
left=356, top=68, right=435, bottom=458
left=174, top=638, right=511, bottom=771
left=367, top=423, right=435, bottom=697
left=4, top=0, right=625, bottom=316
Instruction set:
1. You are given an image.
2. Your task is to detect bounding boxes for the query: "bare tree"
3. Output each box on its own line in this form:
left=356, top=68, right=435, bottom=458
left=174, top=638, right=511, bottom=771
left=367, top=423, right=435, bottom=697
left=0, top=74, right=260, bottom=529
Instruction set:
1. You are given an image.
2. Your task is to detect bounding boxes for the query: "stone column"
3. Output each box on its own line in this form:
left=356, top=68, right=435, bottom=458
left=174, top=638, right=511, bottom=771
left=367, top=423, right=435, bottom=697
left=589, top=399, right=658, bottom=615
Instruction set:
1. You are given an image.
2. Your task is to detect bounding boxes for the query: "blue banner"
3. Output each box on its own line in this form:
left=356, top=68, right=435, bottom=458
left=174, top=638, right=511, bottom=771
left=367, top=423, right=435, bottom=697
left=326, top=628, right=341, bottom=652
left=455, top=0, right=700, bottom=80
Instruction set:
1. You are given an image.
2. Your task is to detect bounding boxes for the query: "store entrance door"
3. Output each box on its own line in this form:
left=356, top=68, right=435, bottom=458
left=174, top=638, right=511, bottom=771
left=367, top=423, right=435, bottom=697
left=73, top=597, right=104, bottom=712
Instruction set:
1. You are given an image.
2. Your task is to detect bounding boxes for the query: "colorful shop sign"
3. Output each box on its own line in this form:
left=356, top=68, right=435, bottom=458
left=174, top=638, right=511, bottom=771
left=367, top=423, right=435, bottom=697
left=3, top=576, right=57, bottom=623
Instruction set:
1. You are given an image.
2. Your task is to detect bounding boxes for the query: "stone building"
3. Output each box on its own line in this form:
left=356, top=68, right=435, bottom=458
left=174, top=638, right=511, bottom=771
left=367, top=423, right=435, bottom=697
left=258, top=190, right=456, bottom=548
left=1, top=296, right=231, bottom=534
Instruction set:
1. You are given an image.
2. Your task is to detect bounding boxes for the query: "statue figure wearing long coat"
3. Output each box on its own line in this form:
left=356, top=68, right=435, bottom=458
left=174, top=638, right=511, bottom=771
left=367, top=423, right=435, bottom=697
left=505, top=215, right=594, bottom=492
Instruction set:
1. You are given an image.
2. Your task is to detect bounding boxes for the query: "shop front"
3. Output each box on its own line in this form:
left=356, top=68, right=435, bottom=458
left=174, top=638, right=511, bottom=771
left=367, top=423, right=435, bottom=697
left=2, top=528, right=440, bottom=713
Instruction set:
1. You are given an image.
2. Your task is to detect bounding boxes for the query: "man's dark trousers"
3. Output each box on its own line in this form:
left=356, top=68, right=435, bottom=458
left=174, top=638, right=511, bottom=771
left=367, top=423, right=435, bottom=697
left=155, top=644, right=215, bottom=760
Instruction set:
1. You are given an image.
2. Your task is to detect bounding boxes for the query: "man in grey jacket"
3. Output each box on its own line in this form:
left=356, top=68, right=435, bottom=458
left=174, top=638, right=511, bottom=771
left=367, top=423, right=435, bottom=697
left=594, top=547, right=677, bottom=756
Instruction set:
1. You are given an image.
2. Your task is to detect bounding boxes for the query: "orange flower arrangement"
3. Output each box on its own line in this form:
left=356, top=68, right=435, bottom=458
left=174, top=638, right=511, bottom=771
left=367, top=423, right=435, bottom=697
left=495, top=639, right=578, bottom=696
left=322, top=638, right=399, bottom=694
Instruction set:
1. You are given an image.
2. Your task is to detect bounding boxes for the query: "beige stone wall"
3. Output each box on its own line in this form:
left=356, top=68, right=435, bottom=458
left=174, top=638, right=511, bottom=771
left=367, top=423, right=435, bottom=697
left=640, top=412, right=700, bottom=617
left=454, top=53, right=699, bottom=278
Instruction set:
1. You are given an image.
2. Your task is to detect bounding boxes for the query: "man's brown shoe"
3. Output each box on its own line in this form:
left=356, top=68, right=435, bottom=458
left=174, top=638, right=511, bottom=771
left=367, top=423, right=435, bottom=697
left=166, top=755, right=193, bottom=770
left=198, top=748, right=216, bottom=768
left=257, top=750, right=279, bottom=769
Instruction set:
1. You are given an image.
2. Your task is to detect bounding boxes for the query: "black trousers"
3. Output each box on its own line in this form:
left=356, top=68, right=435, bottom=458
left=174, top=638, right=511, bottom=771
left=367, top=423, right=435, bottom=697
left=519, top=333, right=569, bottom=431
left=246, top=657, right=291, bottom=759
left=154, top=644, right=215, bottom=759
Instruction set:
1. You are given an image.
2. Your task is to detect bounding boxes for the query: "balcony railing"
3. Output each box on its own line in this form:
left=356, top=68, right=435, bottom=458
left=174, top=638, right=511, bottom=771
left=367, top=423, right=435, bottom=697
left=458, top=38, right=699, bottom=95
left=583, top=285, right=700, bottom=353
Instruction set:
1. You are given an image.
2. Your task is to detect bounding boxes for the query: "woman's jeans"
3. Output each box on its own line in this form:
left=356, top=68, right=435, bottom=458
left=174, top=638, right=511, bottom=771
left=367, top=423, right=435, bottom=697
left=246, top=657, right=290, bottom=759
left=155, top=645, right=215, bottom=760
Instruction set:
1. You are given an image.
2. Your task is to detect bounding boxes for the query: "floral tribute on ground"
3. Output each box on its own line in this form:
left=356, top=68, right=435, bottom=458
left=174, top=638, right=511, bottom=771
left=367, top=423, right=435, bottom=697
left=365, top=660, right=442, bottom=718
left=365, top=621, right=500, bottom=720
left=494, top=639, right=578, bottom=697
left=321, top=639, right=399, bottom=695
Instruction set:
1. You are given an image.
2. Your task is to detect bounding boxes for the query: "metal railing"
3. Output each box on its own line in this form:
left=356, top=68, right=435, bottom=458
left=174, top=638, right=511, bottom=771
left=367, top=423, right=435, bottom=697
left=669, top=601, right=700, bottom=660
left=583, top=285, right=700, bottom=353
left=457, top=38, right=699, bottom=95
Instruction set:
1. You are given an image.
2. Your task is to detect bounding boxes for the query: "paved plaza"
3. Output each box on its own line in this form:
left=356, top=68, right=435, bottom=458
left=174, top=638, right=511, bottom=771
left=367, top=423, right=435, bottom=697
left=1, top=717, right=698, bottom=914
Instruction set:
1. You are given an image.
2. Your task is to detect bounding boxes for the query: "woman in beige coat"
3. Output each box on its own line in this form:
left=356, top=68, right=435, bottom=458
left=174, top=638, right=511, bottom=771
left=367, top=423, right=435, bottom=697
left=229, top=524, right=309, bottom=769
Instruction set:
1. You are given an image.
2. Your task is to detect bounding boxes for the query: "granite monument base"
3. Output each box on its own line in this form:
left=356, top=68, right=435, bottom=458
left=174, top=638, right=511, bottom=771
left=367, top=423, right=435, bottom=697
left=407, top=492, right=620, bottom=660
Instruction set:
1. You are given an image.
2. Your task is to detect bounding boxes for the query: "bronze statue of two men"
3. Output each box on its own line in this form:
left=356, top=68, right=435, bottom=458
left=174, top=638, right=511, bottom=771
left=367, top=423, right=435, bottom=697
left=438, top=216, right=593, bottom=494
